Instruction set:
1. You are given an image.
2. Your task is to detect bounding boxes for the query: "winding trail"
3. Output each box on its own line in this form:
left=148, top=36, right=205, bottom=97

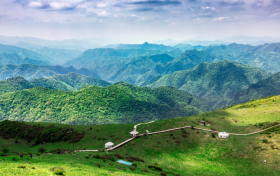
left=78, top=121, right=280, bottom=152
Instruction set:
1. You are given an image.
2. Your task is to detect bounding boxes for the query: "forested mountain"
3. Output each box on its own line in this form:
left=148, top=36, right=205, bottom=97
left=114, top=42, right=174, bottom=51
left=14, top=42, right=83, bottom=64
left=65, top=48, right=164, bottom=70
left=0, top=64, right=99, bottom=80
left=232, top=72, right=280, bottom=105
left=204, top=43, right=280, bottom=72
left=0, top=53, right=49, bottom=65
left=31, top=72, right=110, bottom=91
left=105, top=54, right=175, bottom=85
left=144, top=60, right=272, bottom=109
left=0, top=76, right=34, bottom=95
left=0, top=44, right=53, bottom=65
left=162, top=49, right=218, bottom=74
left=0, top=82, right=212, bottom=124
left=0, top=73, right=110, bottom=95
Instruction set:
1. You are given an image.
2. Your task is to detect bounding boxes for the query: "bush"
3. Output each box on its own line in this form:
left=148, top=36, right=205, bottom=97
left=12, top=157, right=19, bottom=161
left=51, top=167, right=64, bottom=175
left=93, top=154, right=101, bottom=159
left=18, top=165, right=26, bottom=168
left=85, top=155, right=89, bottom=159
left=38, top=147, right=46, bottom=154
left=148, top=165, right=162, bottom=171
left=0, top=153, right=5, bottom=156
left=2, top=148, right=9, bottom=154
left=263, top=139, right=268, bottom=143
left=54, top=168, right=64, bottom=175
left=132, top=163, right=137, bottom=167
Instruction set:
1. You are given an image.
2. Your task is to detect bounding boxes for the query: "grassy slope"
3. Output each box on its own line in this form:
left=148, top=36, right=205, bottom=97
left=0, top=82, right=211, bottom=125
left=1, top=95, right=280, bottom=175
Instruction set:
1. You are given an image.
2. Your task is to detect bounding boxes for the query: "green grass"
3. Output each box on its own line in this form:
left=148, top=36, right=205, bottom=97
left=1, top=95, right=280, bottom=175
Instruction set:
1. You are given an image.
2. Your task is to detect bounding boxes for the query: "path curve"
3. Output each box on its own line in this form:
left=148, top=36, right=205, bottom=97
left=78, top=122, right=280, bottom=152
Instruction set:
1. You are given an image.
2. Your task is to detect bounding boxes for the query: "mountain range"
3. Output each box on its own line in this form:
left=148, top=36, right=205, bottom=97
left=0, top=73, right=110, bottom=95
left=0, top=64, right=99, bottom=80
left=204, top=43, right=280, bottom=72
left=0, top=44, right=52, bottom=65
left=143, top=60, right=272, bottom=109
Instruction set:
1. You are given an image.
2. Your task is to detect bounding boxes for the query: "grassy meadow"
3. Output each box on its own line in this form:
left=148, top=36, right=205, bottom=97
left=1, top=95, right=280, bottom=175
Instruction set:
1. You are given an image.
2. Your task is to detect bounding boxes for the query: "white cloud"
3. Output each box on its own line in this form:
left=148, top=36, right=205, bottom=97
left=49, top=2, right=75, bottom=10
left=201, top=6, right=218, bottom=12
left=28, top=1, right=44, bottom=8
left=97, top=3, right=107, bottom=8
left=213, top=16, right=230, bottom=21
left=97, top=11, right=111, bottom=17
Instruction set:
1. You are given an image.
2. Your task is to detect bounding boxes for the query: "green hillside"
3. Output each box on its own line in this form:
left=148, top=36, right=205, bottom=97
left=144, top=61, right=272, bottom=109
left=1, top=95, right=280, bottom=175
left=0, top=73, right=110, bottom=95
left=232, top=72, right=280, bottom=105
left=31, top=73, right=111, bottom=91
left=0, top=64, right=99, bottom=80
left=0, top=82, right=212, bottom=125
left=0, top=76, right=35, bottom=95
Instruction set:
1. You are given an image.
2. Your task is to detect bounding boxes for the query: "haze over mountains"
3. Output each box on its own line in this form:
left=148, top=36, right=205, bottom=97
left=0, top=36, right=280, bottom=124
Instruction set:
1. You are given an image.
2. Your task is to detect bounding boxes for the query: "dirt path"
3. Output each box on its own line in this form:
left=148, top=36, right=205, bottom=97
left=78, top=122, right=280, bottom=152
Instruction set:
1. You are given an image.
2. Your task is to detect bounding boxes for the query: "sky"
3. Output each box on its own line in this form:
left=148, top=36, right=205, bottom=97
left=0, top=0, right=280, bottom=43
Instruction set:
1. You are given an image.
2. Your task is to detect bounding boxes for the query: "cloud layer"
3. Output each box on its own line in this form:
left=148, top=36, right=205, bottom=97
left=0, top=0, right=279, bottom=41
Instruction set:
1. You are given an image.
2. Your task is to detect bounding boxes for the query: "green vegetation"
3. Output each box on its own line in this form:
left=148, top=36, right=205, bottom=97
left=232, top=72, right=280, bottom=105
left=0, top=76, right=34, bottom=95
left=0, top=73, right=110, bottom=95
left=144, top=60, right=272, bottom=109
left=1, top=95, right=280, bottom=175
left=205, top=43, right=280, bottom=72
left=31, top=72, right=111, bottom=91
left=0, top=82, right=211, bottom=124
left=0, top=64, right=99, bottom=80
left=0, top=44, right=52, bottom=65
left=0, top=120, right=84, bottom=144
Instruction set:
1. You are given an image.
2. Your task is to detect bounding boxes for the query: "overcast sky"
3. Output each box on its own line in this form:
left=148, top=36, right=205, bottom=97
left=0, top=0, right=280, bottom=43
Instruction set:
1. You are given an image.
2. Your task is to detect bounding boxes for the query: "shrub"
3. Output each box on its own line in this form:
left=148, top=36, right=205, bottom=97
left=148, top=165, right=162, bottom=171
left=211, top=132, right=216, bottom=138
left=18, top=165, right=26, bottom=168
left=263, top=139, right=268, bottom=143
left=143, top=169, right=149, bottom=173
left=2, top=148, right=9, bottom=154
left=160, top=172, right=167, bottom=176
left=31, top=167, right=35, bottom=169
left=132, top=163, right=137, bottom=167
left=51, top=167, right=64, bottom=175
left=95, top=163, right=101, bottom=168
left=85, top=155, right=89, bottom=159
left=93, top=154, right=101, bottom=159
left=38, top=147, right=46, bottom=154
left=53, top=168, right=64, bottom=175
left=12, top=157, right=19, bottom=161
left=0, top=153, right=5, bottom=156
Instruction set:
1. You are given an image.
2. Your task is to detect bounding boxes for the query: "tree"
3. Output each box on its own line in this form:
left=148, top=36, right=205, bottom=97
left=2, top=148, right=9, bottom=154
